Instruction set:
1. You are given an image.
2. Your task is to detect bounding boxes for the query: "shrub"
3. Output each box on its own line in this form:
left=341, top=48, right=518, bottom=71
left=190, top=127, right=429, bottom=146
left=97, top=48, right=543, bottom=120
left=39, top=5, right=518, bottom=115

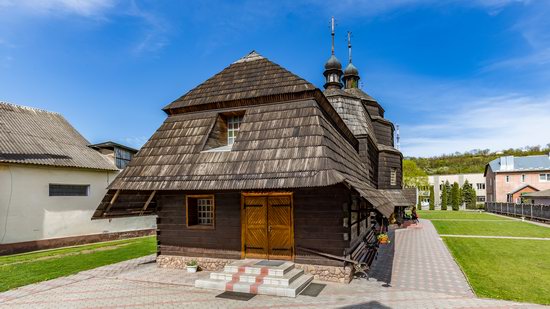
left=429, top=186, right=435, bottom=210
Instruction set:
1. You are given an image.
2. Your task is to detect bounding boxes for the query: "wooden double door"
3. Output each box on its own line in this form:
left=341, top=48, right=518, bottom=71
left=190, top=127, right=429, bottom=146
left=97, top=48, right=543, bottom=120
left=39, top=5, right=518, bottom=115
left=241, top=193, right=294, bottom=260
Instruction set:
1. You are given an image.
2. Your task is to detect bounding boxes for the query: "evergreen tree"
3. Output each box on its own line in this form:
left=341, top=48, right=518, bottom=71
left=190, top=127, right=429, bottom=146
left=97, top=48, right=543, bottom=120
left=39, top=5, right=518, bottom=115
left=429, top=186, right=435, bottom=210
left=445, top=181, right=452, bottom=208
left=462, top=180, right=477, bottom=209
left=451, top=182, right=460, bottom=211
left=441, top=181, right=449, bottom=210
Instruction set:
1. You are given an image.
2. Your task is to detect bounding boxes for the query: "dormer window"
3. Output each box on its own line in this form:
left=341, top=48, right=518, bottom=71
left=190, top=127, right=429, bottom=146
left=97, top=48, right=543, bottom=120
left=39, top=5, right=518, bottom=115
left=227, top=115, right=243, bottom=145
left=203, top=111, right=245, bottom=152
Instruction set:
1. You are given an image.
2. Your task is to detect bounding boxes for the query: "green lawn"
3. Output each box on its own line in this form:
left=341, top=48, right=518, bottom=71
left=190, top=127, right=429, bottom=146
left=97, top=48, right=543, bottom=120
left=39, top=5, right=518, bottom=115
left=0, top=236, right=156, bottom=292
left=417, top=210, right=504, bottom=220
left=431, top=220, right=550, bottom=238
left=420, top=211, right=550, bottom=305
left=444, top=238, right=550, bottom=305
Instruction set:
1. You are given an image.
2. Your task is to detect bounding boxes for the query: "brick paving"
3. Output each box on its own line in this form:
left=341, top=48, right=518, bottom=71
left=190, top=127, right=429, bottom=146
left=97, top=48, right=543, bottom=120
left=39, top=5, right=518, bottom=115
left=0, top=220, right=545, bottom=308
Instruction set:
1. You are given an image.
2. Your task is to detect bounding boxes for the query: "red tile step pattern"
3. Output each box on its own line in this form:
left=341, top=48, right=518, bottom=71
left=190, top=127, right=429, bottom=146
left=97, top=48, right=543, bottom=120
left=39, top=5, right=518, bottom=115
left=195, top=260, right=313, bottom=298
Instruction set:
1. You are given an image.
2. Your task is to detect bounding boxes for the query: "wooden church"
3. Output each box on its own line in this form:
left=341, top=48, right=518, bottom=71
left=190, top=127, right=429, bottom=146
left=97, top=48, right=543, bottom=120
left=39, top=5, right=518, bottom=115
left=93, top=23, right=410, bottom=284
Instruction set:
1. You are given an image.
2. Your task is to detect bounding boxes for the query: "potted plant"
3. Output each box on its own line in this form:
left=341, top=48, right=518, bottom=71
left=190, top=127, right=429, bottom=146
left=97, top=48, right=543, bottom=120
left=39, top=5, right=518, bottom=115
left=186, top=260, right=198, bottom=273
left=377, top=233, right=390, bottom=244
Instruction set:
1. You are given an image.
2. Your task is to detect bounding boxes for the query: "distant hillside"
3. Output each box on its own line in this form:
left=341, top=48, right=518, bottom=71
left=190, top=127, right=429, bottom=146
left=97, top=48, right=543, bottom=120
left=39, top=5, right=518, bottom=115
left=408, top=145, right=550, bottom=175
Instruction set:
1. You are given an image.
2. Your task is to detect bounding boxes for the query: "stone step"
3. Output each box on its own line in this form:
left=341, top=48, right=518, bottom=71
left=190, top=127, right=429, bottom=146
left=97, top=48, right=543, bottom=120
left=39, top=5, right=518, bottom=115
left=210, top=268, right=305, bottom=286
left=195, top=273, right=314, bottom=298
left=223, top=260, right=295, bottom=277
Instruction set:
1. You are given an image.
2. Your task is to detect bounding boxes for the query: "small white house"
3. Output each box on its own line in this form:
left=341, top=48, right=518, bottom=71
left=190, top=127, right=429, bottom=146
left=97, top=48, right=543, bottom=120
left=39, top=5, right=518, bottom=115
left=0, top=102, right=155, bottom=255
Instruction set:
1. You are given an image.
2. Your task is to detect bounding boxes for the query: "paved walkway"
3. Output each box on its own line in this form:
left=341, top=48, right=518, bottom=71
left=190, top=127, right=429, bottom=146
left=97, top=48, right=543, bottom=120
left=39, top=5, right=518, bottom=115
left=0, top=219, right=544, bottom=308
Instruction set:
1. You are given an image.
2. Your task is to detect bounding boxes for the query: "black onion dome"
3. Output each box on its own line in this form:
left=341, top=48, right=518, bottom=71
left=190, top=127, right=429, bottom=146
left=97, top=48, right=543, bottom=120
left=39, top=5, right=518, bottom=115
left=344, top=63, right=359, bottom=76
left=324, top=55, right=342, bottom=70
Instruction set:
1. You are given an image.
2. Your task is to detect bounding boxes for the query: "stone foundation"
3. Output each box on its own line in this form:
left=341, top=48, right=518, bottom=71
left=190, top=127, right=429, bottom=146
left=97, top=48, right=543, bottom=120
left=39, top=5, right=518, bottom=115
left=157, top=255, right=236, bottom=271
left=294, top=263, right=353, bottom=283
left=157, top=255, right=353, bottom=283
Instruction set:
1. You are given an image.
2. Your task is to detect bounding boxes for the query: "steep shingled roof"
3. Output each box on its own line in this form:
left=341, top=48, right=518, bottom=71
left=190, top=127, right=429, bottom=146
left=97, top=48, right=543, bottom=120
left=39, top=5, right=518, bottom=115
left=110, top=100, right=371, bottom=191
left=93, top=52, right=400, bottom=218
left=163, top=51, right=316, bottom=112
left=0, top=102, right=117, bottom=171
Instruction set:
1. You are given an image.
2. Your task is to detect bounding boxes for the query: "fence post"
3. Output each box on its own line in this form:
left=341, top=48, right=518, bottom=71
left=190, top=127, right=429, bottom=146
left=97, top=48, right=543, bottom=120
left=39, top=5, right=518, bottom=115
left=521, top=203, right=524, bottom=217
left=531, top=204, right=533, bottom=220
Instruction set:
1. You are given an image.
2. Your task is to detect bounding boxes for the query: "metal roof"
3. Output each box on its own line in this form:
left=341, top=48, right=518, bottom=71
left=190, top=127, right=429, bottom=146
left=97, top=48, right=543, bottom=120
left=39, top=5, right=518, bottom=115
left=0, top=102, right=117, bottom=171
left=487, top=155, right=550, bottom=173
left=88, top=141, right=139, bottom=153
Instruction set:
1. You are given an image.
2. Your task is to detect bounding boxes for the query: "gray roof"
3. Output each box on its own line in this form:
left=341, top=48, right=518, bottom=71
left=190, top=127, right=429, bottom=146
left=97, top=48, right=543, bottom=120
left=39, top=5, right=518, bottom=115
left=487, top=155, right=550, bottom=173
left=0, top=102, right=117, bottom=171
left=89, top=141, right=139, bottom=154
left=522, top=189, right=550, bottom=198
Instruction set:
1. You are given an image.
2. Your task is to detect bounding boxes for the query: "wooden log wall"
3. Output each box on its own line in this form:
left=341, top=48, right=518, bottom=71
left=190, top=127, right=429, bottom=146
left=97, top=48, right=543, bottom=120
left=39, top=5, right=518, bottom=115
left=155, top=185, right=352, bottom=266
left=378, top=152, right=403, bottom=189
left=372, top=120, right=393, bottom=146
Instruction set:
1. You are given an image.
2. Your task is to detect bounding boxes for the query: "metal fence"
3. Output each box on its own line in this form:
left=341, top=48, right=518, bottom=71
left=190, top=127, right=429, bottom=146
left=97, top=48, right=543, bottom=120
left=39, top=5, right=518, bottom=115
left=485, top=202, right=550, bottom=222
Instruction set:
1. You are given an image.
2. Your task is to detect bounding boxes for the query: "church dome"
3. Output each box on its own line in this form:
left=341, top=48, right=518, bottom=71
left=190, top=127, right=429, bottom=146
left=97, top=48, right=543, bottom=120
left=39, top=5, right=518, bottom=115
left=343, top=63, right=359, bottom=76
left=324, top=55, right=342, bottom=70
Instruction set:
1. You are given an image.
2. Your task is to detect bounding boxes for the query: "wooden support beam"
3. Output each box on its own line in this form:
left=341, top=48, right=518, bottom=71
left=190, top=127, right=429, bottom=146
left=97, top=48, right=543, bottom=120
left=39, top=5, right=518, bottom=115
left=140, top=190, right=157, bottom=215
left=103, top=189, right=121, bottom=216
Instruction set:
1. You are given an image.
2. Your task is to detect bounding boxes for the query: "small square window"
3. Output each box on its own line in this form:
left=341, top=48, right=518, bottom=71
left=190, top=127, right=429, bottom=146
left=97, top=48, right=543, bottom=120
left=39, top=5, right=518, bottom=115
left=186, top=195, right=215, bottom=228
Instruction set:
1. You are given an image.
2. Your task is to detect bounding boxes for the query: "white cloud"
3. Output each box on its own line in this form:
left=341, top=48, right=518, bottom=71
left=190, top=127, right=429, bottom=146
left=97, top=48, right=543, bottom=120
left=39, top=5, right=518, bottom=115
left=400, top=94, right=550, bottom=157
left=0, top=0, right=115, bottom=17
left=123, top=136, right=148, bottom=149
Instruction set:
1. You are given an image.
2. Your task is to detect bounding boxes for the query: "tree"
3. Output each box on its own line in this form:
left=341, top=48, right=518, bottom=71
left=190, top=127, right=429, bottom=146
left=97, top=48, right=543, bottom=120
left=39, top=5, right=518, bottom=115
left=403, top=160, right=428, bottom=188
left=462, top=180, right=477, bottom=209
left=417, top=194, right=422, bottom=210
left=445, top=181, right=452, bottom=208
left=441, top=181, right=449, bottom=210
left=451, top=182, right=460, bottom=211
left=429, top=186, right=435, bottom=210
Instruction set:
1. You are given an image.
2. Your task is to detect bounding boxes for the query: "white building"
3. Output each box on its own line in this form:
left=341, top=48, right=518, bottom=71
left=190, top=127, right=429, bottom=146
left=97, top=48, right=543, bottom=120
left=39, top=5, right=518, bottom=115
left=0, top=102, right=155, bottom=255
left=428, top=173, right=486, bottom=207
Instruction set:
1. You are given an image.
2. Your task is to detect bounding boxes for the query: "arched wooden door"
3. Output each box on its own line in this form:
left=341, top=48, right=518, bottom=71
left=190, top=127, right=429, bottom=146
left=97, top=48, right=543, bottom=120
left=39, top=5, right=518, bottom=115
left=241, top=193, right=293, bottom=260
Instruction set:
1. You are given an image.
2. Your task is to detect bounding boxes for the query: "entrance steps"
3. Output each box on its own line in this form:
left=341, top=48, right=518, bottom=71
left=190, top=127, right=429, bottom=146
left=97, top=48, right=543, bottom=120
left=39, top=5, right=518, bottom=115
left=195, top=260, right=313, bottom=298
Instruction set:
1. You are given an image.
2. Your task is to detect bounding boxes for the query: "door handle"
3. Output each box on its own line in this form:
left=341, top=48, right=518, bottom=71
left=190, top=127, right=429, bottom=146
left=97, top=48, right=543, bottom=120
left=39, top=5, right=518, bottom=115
left=268, top=226, right=272, bottom=233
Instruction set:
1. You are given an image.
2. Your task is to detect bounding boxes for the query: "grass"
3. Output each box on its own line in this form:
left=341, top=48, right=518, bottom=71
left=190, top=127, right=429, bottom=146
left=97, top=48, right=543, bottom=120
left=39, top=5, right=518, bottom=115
left=420, top=210, right=550, bottom=304
left=444, top=238, right=550, bottom=305
left=417, top=210, right=504, bottom=220
left=0, top=236, right=156, bottom=292
left=431, top=220, right=550, bottom=238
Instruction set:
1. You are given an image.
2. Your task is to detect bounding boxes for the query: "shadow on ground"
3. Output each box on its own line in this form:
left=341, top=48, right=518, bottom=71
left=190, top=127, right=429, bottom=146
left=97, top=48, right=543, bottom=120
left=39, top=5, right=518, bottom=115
left=340, top=300, right=392, bottom=309
left=365, top=227, right=395, bottom=286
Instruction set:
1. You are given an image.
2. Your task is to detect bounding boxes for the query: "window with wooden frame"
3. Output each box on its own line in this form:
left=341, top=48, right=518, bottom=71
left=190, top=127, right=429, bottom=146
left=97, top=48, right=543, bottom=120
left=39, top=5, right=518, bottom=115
left=202, top=111, right=245, bottom=152
left=186, top=195, right=215, bottom=228
left=390, top=168, right=397, bottom=186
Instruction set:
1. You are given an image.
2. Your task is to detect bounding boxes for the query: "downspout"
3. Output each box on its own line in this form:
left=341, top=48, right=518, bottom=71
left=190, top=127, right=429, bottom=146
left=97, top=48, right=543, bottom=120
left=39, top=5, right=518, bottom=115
left=0, top=165, right=14, bottom=243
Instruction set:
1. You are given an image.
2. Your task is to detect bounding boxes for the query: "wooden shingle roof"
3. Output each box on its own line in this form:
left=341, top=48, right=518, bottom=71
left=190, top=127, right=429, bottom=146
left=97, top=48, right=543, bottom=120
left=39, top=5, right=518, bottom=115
left=94, top=52, right=399, bottom=218
left=0, top=102, right=117, bottom=171
left=109, top=100, right=369, bottom=191
left=164, top=51, right=316, bottom=113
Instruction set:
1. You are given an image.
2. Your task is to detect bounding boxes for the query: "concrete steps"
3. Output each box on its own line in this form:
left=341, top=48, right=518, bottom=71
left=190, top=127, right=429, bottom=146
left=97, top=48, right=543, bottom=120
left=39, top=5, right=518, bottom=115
left=195, top=260, right=313, bottom=298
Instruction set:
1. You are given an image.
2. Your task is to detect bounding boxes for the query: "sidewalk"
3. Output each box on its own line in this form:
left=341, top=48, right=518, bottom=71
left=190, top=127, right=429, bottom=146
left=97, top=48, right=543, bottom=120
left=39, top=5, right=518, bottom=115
left=0, top=220, right=544, bottom=308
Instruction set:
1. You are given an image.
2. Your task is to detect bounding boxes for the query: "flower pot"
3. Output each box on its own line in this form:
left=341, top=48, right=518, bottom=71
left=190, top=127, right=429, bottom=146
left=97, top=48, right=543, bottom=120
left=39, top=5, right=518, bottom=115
left=186, top=265, right=198, bottom=273
left=379, top=239, right=388, bottom=244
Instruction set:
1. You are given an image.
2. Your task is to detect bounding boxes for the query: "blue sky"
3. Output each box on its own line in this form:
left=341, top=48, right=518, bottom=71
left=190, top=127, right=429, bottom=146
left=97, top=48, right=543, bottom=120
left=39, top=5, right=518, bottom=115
left=0, top=0, right=549, bottom=157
